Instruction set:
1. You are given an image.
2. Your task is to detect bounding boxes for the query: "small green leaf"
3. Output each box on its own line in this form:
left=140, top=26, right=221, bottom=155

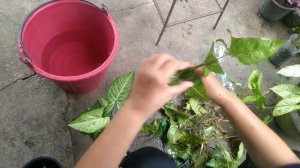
left=103, top=72, right=135, bottom=117
left=242, top=95, right=259, bottom=103
left=167, top=120, right=180, bottom=144
left=203, top=126, right=221, bottom=139
left=188, top=98, right=208, bottom=116
left=141, top=123, right=156, bottom=134
left=178, top=132, right=203, bottom=145
left=247, top=70, right=265, bottom=111
left=163, top=103, right=179, bottom=119
left=248, top=70, right=263, bottom=90
left=167, top=143, right=191, bottom=160
left=206, top=147, right=234, bottom=168
left=271, top=84, right=300, bottom=98
left=263, top=114, right=272, bottom=124
left=273, top=96, right=300, bottom=116
left=236, top=143, right=244, bottom=160
left=277, top=64, right=300, bottom=78
left=68, top=109, right=110, bottom=134
left=229, top=37, right=284, bottom=65
left=204, top=43, right=224, bottom=76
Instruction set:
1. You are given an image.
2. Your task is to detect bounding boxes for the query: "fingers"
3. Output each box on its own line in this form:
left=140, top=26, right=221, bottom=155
left=168, top=81, right=194, bottom=96
left=162, top=60, right=190, bottom=77
left=140, top=53, right=192, bottom=77
left=194, top=67, right=205, bottom=77
left=151, top=53, right=175, bottom=69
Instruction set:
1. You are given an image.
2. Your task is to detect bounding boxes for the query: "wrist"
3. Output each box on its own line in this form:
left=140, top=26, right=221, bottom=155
left=121, top=99, right=150, bottom=123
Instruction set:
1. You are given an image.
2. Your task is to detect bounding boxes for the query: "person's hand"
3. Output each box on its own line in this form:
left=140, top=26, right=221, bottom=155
left=125, top=53, right=194, bottom=121
left=195, top=67, right=233, bottom=106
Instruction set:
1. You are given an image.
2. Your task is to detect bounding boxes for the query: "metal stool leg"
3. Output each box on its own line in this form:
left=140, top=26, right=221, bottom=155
left=156, top=0, right=177, bottom=45
left=213, top=0, right=230, bottom=29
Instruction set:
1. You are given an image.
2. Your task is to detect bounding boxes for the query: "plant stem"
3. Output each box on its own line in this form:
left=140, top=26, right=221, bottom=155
left=187, top=54, right=228, bottom=71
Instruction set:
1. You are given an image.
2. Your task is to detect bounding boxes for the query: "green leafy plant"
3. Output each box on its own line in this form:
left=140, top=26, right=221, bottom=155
left=69, top=72, right=135, bottom=139
left=69, top=35, right=285, bottom=167
left=239, top=65, right=300, bottom=121
left=271, top=64, right=300, bottom=116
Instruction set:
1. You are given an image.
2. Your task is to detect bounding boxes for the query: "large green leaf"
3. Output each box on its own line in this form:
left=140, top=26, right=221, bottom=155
left=188, top=98, right=208, bottom=116
left=68, top=108, right=110, bottom=133
left=103, top=72, right=135, bottom=117
left=277, top=64, right=300, bottom=78
left=172, top=69, right=199, bottom=85
left=186, top=79, right=208, bottom=100
left=204, top=43, right=224, bottom=76
left=229, top=37, right=284, bottom=65
left=271, top=84, right=300, bottom=98
left=273, top=96, right=300, bottom=116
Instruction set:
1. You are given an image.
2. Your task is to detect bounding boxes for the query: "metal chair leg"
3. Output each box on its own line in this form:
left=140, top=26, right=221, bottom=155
left=156, top=0, right=177, bottom=45
left=213, top=0, right=230, bottom=29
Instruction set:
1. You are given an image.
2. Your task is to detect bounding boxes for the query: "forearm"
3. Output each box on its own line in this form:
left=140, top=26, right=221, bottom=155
left=75, top=100, right=145, bottom=168
left=221, top=93, right=299, bottom=167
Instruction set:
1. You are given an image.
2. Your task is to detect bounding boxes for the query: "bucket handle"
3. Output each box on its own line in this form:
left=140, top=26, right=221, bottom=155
left=19, top=41, right=32, bottom=64
left=78, top=0, right=109, bottom=16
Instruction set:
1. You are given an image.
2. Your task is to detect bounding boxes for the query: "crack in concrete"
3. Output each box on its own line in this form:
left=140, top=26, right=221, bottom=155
left=0, top=73, right=36, bottom=92
left=110, top=1, right=153, bottom=13
left=64, top=92, right=70, bottom=122
left=63, top=91, right=76, bottom=165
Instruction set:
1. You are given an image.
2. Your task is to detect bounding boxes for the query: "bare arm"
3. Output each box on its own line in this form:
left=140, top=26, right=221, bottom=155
left=196, top=69, right=300, bottom=168
left=75, top=54, right=193, bottom=168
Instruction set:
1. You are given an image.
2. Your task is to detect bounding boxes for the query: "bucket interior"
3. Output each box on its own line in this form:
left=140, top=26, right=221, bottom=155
left=22, top=1, right=115, bottom=76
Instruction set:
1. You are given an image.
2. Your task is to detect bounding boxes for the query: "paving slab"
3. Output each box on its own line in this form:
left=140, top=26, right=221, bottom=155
left=0, top=75, right=73, bottom=168
left=0, top=0, right=48, bottom=90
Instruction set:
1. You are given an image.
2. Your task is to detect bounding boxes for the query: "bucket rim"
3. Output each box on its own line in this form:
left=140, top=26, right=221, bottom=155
left=19, top=0, right=120, bottom=82
left=271, top=0, right=295, bottom=11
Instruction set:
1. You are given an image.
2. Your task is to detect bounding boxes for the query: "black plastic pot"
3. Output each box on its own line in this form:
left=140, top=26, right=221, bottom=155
left=269, top=34, right=299, bottom=67
left=275, top=111, right=300, bottom=141
left=269, top=46, right=294, bottom=67
left=259, top=0, right=294, bottom=21
left=282, top=11, right=300, bottom=28
left=23, top=157, right=63, bottom=168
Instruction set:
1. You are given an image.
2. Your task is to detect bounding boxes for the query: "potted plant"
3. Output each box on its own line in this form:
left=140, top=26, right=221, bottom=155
left=272, top=65, right=300, bottom=141
left=269, top=33, right=300, bottom=67
left=259, top=0, right=295, bottom=21
left=282, top=8, right=300, bottom=28
left=241, top=63, right=300, bottom=140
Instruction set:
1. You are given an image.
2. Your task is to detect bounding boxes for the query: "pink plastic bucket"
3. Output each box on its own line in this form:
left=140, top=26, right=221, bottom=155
left=19, top=0, right=119, bottom=93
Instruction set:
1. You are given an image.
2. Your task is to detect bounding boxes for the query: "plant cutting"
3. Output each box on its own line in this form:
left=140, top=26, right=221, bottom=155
left=69, top=34, right=285, bottom=167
